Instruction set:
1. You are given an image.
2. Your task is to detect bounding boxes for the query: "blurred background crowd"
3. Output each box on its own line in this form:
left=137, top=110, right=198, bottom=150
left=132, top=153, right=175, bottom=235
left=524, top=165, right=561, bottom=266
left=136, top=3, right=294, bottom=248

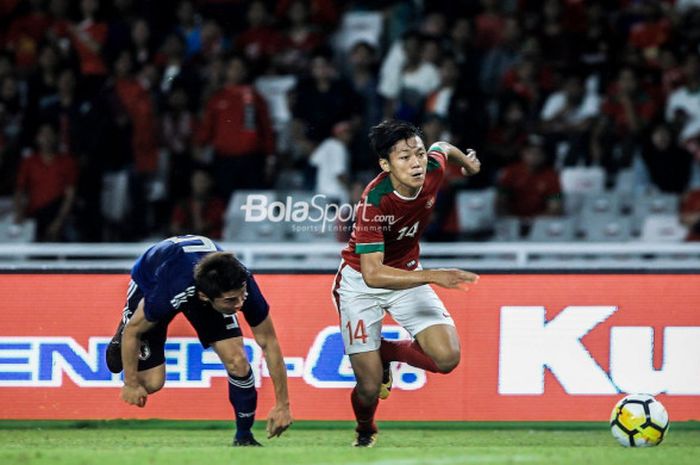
left=2, top=0, right=700, bottom=243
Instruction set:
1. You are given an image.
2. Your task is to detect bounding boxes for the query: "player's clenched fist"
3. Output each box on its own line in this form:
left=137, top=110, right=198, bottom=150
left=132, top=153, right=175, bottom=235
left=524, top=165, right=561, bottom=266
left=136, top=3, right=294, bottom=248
left=429, top=269, right=479, bottom=290
left=461, top=149, right=481, bottom=176
left=121, top=384, right=148, bottom=407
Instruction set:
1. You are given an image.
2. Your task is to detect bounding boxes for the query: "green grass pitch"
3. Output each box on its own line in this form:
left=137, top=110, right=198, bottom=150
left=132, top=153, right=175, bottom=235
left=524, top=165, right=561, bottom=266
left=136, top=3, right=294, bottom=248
left=1, top=420, right=699, bottom=465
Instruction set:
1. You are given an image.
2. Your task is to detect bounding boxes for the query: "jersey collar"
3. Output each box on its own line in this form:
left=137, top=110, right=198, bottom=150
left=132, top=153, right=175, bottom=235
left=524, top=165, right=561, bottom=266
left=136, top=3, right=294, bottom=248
left=393, top=186, right=423, bottom=201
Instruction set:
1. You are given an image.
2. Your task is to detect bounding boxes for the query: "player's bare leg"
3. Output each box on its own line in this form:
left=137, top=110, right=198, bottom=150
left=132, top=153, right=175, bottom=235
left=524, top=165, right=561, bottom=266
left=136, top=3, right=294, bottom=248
left=211, top=337, right=251, bottom=377
left=137, top=364, right=165, bottom=393
left=349, top=350, right=383, bottom=447
left=413, top=324, right=461, bottom=373
left=211, top=337, right=262, bottom=446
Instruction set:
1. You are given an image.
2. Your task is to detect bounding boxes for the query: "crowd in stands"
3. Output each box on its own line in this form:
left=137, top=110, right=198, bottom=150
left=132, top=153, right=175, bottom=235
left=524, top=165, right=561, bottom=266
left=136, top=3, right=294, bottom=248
left=3, top=0, right=700, bottom=242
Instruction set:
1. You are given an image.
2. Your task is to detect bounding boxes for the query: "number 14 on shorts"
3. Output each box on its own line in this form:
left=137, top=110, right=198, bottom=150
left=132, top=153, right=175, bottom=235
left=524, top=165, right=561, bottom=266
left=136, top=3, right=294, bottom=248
left=346, top=320, right=368, bottom=344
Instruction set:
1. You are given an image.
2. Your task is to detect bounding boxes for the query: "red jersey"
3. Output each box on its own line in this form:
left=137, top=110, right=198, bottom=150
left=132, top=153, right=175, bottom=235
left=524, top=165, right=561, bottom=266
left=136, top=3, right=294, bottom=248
left=197, top=84, right=275, bottom=157
left=341, top=145, right=446, bottom=272
left=116, top=78, right=159, bottom=173
left=16, top=152, right=78, bottom=214
left=498, top=161, right=561, bottom=217
left=70, top=19, right=108, bottom=76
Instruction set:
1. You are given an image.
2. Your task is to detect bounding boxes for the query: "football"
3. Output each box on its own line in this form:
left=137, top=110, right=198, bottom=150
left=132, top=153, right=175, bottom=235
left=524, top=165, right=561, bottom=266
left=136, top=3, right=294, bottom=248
left=610, top=394, right=669, bottom=447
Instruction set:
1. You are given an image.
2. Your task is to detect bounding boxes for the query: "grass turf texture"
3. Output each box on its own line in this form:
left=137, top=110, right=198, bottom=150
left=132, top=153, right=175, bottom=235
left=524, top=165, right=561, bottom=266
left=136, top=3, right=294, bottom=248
left=1, top=421, right=699, bottom=465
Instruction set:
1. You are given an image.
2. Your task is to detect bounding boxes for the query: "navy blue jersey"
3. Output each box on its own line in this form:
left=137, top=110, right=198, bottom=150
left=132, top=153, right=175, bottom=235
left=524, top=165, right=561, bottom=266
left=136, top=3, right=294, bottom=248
left=131, top=235, right=269, bottom=325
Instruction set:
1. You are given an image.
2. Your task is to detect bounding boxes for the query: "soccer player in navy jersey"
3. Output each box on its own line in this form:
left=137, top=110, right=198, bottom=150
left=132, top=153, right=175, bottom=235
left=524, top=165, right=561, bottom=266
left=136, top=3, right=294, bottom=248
left=105, top=235, right=292, bottom=446
left=333, top=120, right=481, bottom=446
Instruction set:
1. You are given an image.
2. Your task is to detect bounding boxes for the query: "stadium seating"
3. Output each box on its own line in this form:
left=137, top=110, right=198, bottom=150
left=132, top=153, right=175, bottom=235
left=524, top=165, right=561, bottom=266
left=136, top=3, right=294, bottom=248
left=560, top=167, right=606, bottom=194
left=456, top=188, right=497, bottom=234
left=581, top=215, right=633, bottom=242
left=491, top=217, right=521, bottom=241
left=560, top=167, right=607, bottom=218
left=223, top=190, right=285, bottom=242
left=640, top=215, right=688, bottom=242
left=280, top=191, right=339, bottom=242
left=631, top=193, right=680, bottom=234
left=528, top=217, right=577, bottom=242
left=0, top=216, right=35, bottom=243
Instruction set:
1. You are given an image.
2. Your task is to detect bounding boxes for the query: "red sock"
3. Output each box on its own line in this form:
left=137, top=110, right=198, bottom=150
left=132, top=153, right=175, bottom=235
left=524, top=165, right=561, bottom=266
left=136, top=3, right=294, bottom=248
left=379, top=339, right=440, bottom=373
left=351, top=387, right=378, bottom=433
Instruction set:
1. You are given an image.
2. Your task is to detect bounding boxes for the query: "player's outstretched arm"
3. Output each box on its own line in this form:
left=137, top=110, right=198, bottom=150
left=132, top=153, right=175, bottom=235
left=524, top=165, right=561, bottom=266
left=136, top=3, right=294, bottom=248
left=251, top=316, right=293, bottom=438
left=120, top=301, right=155, bottom=408
left=433, top=141, right=481, bottom=176
left=360, top=252, right=479, bottom=290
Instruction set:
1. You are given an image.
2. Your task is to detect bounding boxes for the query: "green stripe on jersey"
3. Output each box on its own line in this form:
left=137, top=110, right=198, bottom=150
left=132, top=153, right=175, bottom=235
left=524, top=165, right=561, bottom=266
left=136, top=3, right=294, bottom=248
left=367, top=176, right=394, bottom=207
left=427, top=156, right=441, bottom=172
left=428, top=143, right=447, bottom=156
left=427, top=143, right=446, bottom=172
left=355, top=242, right=385, bottom=254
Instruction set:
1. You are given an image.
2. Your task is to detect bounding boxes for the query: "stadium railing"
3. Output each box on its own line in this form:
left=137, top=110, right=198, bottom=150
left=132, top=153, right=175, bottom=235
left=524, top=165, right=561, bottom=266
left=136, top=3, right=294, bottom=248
left=1, top=242, right=700, bottom=271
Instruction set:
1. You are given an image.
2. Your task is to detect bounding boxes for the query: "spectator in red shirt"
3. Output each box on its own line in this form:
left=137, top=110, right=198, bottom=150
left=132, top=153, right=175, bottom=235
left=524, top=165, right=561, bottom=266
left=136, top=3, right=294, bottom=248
left=112, top=48, right=160, bottom=239
left=3, top=0, right=51, bottom=72
left=627, top=1, right=670, bottom=68
left=497, top=134, right=563, bottom=221
left=68, top=0, right=108, bottom=95
left=501, top=50, right=555, bottom=114
left=277, top=0, right=325, bottom=73
left=234, top=0, right=284, bottom=72
left=474, top=0, right=506, bottom=50
left=484, top=95, right=529, bottom=171
left=274, top=0, right=338, bottom=29
left=196, top=55, right=275, bottom=201
left=14, top=123, right=78, bottom=241
left=170, top=166, right=225, bottom=239
left=161, top=86, right=196, bottom=204
left=594, top=66, right=659, bottom=172
left=113, top=49, right=159, bottom=177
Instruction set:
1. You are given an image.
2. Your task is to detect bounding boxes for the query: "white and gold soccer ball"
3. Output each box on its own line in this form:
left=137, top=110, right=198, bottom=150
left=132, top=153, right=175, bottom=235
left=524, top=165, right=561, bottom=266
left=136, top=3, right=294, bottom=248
left=610, top=394, right=669, bottom=447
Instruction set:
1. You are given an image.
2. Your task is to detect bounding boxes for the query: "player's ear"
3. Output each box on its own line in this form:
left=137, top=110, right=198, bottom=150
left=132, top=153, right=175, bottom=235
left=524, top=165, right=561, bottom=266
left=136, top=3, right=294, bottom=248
left=379, top=157, right=390, bottom=173
left=197, top=291, right=210, bottom=302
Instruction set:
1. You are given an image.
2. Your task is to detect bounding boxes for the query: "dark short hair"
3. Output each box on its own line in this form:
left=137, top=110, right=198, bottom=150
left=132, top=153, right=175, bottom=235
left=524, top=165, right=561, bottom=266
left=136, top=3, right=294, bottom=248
left=194, top=252, right=247, bottom=299
left=369, top=119, right=423, bottom=160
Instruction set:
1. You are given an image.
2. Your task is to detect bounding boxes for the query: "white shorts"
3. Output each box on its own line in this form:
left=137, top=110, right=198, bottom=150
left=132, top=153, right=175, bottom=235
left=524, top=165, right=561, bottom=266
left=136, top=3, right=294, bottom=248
left=332, top=262, right=455, bottom=355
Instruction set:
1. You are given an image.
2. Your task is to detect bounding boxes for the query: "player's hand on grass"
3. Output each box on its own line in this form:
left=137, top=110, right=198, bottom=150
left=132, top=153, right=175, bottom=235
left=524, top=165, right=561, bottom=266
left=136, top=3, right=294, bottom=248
left=266, top=404, right=293, bottom=438
left=121, top=384, right=148, bottom=408
left=430, top=269, right=479, bottom=290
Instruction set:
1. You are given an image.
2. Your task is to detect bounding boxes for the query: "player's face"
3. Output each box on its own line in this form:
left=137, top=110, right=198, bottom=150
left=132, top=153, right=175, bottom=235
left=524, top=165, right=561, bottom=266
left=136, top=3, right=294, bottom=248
left=382, top=135, right=428, bottom=195
left=208, top=283, right=248, bottom=315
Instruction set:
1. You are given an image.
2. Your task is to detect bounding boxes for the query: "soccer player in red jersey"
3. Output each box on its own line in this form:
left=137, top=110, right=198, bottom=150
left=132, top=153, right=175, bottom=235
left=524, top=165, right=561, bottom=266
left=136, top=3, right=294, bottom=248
left=333, top=119, right=482, bottom=446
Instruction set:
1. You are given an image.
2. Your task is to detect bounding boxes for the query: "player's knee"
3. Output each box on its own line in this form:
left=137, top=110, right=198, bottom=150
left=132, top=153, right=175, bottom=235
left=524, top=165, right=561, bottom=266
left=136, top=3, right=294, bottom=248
left=355, top=380, right=381, bottom=402
left=435, top=349, right=460, bottom=374
left=222, top=353, right=251, bottom=377
left=144, top=377, right=165, bottom=393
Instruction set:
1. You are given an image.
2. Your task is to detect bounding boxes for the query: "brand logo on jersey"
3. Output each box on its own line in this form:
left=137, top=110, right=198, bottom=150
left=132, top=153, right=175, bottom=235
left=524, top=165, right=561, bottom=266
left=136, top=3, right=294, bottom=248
left=426, top=197, right=435, bottom=209
left=138, top=341, right=151, bottom=361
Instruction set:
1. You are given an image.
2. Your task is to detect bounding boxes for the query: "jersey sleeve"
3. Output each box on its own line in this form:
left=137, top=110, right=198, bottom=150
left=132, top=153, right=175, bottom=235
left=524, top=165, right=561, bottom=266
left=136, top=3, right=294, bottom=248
left=241, top=273, right=270, bottom=327
left=427, top=143, right=447, bottom=172
left=353, top=200, right=386, bottom=254
left=424, top=143, right=447, bottom=191
left=143, top=285, right=177, bottom=322
left=143, top=263, right=193, bottom=322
